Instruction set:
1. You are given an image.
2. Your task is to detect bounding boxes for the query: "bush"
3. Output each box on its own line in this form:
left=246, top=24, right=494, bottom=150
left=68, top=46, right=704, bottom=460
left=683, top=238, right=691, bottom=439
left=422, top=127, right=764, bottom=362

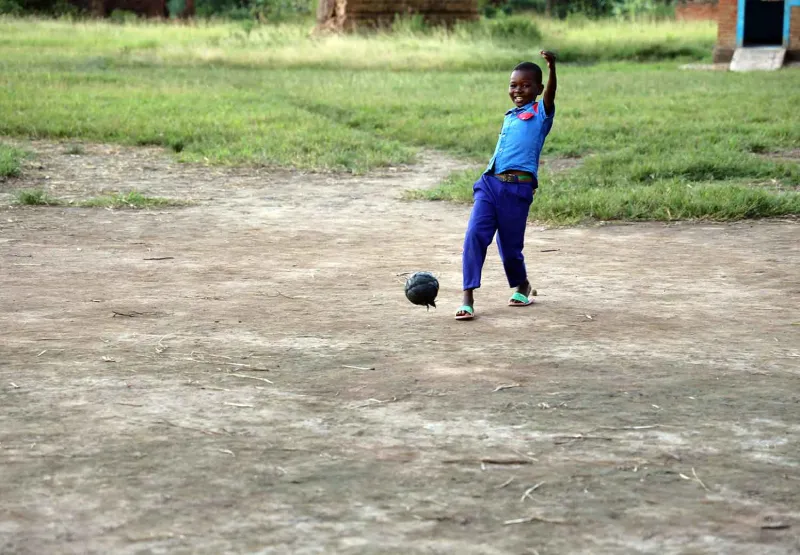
left=480, top=0, right=544, bottom=18
left=167, top=0, right=185, bottom=17
left=109, top=9, right=139, bottom=23
left=485, top=13, right=542, bottom=42
left=2, top=0, right=85, bottom=16
left=390, top=13, right=429, bottom=34
left=194, top=0, right=312, bottom=21
left=0, top=0, right=23, bottom=15
left=481, top=0, right=678, bottom=20
left=455, top=13, right=542, bottom=43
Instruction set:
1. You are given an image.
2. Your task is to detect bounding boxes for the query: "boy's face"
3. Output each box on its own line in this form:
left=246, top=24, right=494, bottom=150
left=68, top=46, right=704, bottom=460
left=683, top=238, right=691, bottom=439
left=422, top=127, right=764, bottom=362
left=509, top=70, right=543, bottom=108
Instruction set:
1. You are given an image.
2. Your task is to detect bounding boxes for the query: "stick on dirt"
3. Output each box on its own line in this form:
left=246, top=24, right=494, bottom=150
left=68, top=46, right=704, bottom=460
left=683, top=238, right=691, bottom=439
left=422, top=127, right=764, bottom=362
left=503, top=515, right=568, bottom=526
left=494, top=383, right=522, bottom=392
left=692, top=467, right=710, bottom=491
left=595, top=425, right=660, bottom=431
left=496, top=477, right=516, bottom=489
left=444, top=457, right=533, bottom=466
left=227, top=373, right=273, bottom=384
left=112, top=310, right=140, bottom=318
left=553, top=434, right=613, bottom=444
left=355, top=398, right=391, bottom=408
left=183, top=355, right=270, bottom=372
left=521, top=482, right=545, bottom=502
left=511, top=449, right=539, bottom=462
left=199, top=385, right=230, bottom=391
left=155, top=335, right=170, bottom=354
left=761, top=522, right=791, bottom=530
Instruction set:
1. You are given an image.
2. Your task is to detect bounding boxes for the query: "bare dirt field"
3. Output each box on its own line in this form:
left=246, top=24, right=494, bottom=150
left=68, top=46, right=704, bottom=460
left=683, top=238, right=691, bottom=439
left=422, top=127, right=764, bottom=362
left=1, top=140, right=799, bottom=555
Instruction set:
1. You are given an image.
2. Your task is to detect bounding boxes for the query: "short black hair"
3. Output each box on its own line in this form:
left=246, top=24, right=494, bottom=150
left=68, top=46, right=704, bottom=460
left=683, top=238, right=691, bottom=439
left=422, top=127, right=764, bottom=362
left=513, top=62, right=543, bottom=83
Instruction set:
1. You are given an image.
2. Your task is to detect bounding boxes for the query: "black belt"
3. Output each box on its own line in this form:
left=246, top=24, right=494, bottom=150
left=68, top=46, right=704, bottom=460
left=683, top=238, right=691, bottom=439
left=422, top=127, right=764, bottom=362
left=492, top=173, right=536, bottom=184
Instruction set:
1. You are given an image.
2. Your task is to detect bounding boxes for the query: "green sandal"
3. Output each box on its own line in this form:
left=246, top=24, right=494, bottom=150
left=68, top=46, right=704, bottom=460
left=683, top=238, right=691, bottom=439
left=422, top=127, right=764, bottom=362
left=508, top=292, right=533, bottom=307
left=455, top=305, right=474, bottom=320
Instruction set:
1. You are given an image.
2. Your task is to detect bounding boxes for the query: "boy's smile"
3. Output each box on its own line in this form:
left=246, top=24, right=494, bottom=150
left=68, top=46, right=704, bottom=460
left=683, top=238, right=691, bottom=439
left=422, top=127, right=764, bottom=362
left=509, top=69, right=543, bottom=108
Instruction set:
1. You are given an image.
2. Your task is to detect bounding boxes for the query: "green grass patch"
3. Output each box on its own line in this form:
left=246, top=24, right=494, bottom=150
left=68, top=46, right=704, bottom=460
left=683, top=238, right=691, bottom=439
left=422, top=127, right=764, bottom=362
left=12, top=189, right=184, bottom=209
left=0, top=18, right=798, bottom=224
left=63, top=143, right=85, bottom=155
left=14, top=188, right=61, bottom=205
left=409, top=171, right=800, bottom=225
left=79, top=191, right=184, bottom=209
left=0, top=142, right=27, bottom=178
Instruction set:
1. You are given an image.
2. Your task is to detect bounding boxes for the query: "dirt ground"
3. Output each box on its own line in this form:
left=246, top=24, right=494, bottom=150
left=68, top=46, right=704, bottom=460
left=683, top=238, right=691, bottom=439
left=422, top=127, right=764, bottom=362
left=1, top=140, right=799, bottom=555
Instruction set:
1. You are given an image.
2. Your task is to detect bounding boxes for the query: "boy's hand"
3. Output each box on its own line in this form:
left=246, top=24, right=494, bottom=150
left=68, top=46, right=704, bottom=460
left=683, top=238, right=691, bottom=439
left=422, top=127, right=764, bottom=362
left=540, top=51, right=557, bottom=116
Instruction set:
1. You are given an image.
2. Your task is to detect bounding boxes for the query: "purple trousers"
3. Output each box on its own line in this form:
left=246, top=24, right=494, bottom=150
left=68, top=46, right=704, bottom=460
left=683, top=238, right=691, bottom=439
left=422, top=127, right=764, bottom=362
left=462, top=174, right=536, bottom=291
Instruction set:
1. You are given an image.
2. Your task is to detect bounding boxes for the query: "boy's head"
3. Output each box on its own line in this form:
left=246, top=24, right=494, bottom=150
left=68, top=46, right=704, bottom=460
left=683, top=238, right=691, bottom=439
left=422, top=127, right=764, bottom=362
left=509, top=62, right=544, bottom=108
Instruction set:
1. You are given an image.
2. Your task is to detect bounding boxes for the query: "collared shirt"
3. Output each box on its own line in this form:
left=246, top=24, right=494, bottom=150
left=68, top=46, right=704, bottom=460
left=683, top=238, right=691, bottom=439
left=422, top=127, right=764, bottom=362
left=485, top=99, right=555, bottom=179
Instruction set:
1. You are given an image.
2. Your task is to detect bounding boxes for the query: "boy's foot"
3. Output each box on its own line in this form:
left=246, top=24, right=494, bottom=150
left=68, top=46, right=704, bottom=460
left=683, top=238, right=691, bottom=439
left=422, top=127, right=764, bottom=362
left=455, top=305, right=475, bottom=320
left=508, top=282, right=533, bottom=307
left=457, top=289, right=475, bottom=320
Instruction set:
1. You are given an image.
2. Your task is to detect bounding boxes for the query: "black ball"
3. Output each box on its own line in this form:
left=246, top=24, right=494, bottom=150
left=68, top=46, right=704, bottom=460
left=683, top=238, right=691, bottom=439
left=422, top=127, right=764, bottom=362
left=405, top=272, right=439, bottom=309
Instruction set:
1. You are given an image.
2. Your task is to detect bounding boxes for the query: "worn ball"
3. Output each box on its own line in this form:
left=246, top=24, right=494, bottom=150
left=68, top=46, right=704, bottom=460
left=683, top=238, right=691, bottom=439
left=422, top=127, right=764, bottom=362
left=404, top=272, right=439, bottom=310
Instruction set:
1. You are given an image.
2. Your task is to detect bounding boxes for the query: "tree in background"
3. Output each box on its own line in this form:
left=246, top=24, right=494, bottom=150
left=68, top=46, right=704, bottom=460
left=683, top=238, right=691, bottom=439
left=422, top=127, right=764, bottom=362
left=482, top=0, right=673, bottom=18
left=1, top=0, right=674, bottom=20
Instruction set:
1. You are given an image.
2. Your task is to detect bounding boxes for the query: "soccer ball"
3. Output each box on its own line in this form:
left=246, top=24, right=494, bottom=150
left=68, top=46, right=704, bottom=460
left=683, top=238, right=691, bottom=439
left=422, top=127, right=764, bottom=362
left=404, top=272, right=439, bottom=310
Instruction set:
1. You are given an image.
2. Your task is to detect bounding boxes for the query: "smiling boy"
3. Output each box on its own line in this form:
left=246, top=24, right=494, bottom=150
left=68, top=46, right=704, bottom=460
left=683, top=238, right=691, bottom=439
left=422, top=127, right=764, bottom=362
left=455, top=51, right=557, bottom=320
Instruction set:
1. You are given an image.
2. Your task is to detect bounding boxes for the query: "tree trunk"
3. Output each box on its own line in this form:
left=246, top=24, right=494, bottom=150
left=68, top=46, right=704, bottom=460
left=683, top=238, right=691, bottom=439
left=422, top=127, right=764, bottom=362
left=90, top=0, right=105, bottom=16
left=317, top=0, right=336, bottom=23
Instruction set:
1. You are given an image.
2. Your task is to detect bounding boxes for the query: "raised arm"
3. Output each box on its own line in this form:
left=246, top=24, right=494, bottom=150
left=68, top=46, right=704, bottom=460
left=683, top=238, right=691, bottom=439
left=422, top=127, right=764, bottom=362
left=540, top=50, right=557, bottom=116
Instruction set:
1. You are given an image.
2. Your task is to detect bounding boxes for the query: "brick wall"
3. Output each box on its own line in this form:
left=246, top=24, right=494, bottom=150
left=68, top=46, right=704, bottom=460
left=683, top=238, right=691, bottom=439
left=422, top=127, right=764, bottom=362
left=675, top=1, right=718, bottom=21
left=791, top=6, right=800, bottom=50
left=318, top=0, right=478, bottom=31
left=714, top=0, right=738, bottom=62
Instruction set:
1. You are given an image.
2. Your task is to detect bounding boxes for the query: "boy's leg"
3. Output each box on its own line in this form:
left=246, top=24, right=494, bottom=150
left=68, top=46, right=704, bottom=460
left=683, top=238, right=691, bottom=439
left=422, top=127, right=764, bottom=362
left=460, top=177, right=498, bottom=311
left=496, top=182, right=534, bottom=296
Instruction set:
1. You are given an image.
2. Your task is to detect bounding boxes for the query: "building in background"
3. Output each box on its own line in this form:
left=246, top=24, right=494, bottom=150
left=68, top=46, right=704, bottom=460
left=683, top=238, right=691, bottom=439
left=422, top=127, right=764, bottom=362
left=715, top=0, right=800, bottom=66
left=316, top=0, right=479, bottom=32
left=675, top=0, right=719, bottom=20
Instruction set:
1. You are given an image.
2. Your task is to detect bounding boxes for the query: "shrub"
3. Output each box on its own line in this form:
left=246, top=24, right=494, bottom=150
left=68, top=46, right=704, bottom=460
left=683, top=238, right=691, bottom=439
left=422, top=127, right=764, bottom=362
left=0, top=0, right=23, bottom=15
left=485, top=13, right=542, bottom=42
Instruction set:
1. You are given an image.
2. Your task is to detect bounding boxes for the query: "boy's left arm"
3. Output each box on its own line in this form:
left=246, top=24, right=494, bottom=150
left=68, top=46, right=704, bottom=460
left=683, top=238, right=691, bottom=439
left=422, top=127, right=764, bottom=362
left=540, top=50, right=557, bottom=117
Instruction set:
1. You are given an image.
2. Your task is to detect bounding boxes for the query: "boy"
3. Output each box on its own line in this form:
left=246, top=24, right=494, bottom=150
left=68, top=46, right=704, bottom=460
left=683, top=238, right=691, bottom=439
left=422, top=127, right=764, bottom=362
left=455, top=51, right=557, bottom=320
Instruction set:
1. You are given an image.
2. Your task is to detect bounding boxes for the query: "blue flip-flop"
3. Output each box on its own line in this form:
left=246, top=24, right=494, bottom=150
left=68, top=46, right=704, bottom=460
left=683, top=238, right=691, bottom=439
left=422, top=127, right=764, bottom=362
left=455, top=305, right=474, bottom=320
left=508, top=292, right=533, bottom=307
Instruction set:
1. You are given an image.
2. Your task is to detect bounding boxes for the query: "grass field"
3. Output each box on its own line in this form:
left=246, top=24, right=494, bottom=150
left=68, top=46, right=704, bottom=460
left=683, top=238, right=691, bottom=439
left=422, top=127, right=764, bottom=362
left=1, top=16, right=798, bottom=224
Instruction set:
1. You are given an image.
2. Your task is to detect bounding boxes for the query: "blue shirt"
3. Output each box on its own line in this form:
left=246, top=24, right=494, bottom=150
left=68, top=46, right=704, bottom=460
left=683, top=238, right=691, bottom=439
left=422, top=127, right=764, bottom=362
left=485, top=99, right=554, bottom=179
